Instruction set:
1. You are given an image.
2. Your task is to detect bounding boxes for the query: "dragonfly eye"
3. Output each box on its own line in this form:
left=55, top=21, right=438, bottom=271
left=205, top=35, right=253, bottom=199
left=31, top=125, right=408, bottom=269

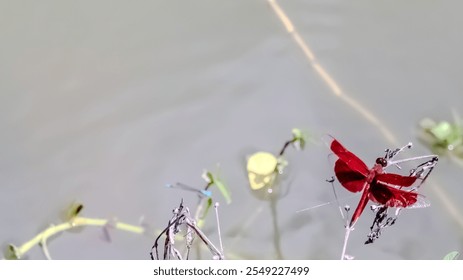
left=376, top=157, right=387, bottom=167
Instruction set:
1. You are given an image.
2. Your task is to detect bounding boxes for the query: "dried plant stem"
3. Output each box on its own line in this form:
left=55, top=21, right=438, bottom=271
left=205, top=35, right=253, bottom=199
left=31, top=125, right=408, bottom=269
left=341, top=226, right=353, bottom=260
left=214, top=203, right=224, bottom=256
left=279, top=139, right=296, bottom=156
left=14, top=217, right=147, bottom=259
left=184, top=220, right=223, bottom=260
left=151, top=201, right=224, bottom=260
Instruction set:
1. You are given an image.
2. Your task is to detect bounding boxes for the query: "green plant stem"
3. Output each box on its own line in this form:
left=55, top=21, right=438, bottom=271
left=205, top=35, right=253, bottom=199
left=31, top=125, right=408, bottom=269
left=15, top=217, right=147, bottom=259
left=270, top=195, right=283, bottom=259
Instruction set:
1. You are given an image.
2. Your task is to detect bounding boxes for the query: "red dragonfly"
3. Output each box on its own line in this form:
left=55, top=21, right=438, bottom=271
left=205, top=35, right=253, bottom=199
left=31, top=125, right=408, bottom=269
left=329, top=137, right=430, bottom=227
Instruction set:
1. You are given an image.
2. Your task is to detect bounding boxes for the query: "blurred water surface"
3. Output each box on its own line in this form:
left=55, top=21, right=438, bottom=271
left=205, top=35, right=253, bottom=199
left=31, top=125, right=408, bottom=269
left=1, top=0, right=462, bottom=259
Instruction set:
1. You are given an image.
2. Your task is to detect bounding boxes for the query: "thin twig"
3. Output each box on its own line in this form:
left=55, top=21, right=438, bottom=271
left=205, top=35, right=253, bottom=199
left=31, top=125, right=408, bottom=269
left=184, top=220, right=223, bottom=260
left=152, top=200, right=224, bottom=260
left=151, top=219, right=173, bottom=260
left=185, top=221, right=194, bottom=260
left=279, top=139, right=296, bottom=156
left=388, top=154, right=438, bottom=167
left=327, top=177, right=346, bottom=221
left=296, top=194, right=358, bottom=213
left=214, top=202, right=224, bottom=257
left=341, top=226, right=353, bottom=260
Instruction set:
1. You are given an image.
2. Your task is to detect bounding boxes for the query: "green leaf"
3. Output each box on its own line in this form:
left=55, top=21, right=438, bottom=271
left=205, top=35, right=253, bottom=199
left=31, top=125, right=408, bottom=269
left=298, top=137, right=306, bottom=150
left=4, top=244, right=20, bottom=260
left=430, top=122, right=453, bottom=141
left=202, top=170, right=231, bottom=204
left=419, top=117, right=463, bottom=154
left=212, top=175, right=231, bottom=204
left=292, top=128, right=307, bottom=150
left=202, top=171, right=214, bottom=184
left=197, top=198, right=213, bottom=228
left=201, top=198, right=213, bottom=220
left=443, top=251, right=460, bottom=260
left=292, top=128, right=303, bottom=139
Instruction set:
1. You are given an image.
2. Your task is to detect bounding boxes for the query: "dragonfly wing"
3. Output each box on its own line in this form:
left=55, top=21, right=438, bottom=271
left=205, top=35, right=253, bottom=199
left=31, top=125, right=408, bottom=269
left=330, top=138, right=369, bottom=176
left=369, top=181, right=419, bottom=208
left=405, top=194, right=430, bottom=209
left=376, top=173, right=417, bottom=187
left=334, top=159, right=367, bottom=193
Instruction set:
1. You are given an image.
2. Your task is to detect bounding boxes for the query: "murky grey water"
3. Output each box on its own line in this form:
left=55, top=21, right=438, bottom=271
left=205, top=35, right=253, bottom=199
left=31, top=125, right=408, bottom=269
left=1, top=0, right=462, bottom=259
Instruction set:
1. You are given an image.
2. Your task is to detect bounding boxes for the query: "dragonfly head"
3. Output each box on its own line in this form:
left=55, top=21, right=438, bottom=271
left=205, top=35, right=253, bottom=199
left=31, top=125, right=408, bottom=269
left=375, top=157, right=387, bottom=167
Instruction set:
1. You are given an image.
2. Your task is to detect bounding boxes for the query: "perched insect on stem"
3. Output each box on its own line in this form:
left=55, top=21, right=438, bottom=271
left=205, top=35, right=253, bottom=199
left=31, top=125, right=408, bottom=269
left=326, top=136, right=438, bottom=259
left=328, top=136, right=437, bottom=227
